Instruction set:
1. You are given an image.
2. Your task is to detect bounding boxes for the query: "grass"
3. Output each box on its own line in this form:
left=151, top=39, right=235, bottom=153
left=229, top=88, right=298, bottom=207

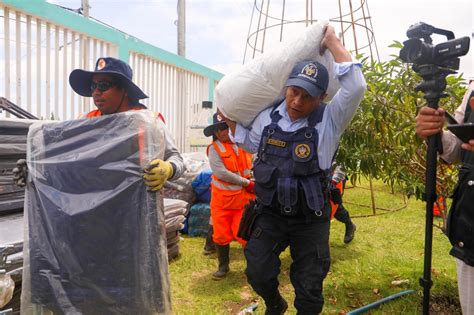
left=169, top=180, right=459, bottom=314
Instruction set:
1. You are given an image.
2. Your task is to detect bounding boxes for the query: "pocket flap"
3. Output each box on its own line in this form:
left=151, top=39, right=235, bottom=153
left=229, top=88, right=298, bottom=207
left=254, top=163, right=277, bottom=186
left=277, top=177, right=298, bottom=207
left=300, top=176, right=324, bottom=211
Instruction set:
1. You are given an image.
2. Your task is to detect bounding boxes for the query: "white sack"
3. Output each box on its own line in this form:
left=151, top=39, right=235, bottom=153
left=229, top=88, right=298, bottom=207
left=215, top=21, right=341, bottom=127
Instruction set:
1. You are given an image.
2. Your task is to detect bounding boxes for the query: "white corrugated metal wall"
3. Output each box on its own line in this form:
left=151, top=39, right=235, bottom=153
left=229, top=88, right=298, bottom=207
left=130, top=53, right=208, bottom=152
left=0, top=4, right=217, bottom=152
left=0, top=6, right=116, bottom=120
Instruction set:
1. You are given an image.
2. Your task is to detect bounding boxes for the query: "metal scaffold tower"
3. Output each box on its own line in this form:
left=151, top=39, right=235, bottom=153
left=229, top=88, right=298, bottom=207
left=243, top=0, right=379, bottom=63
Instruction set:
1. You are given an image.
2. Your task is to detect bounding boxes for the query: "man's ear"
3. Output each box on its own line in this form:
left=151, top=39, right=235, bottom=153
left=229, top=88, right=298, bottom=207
left=320, top=92, right=328, bottom=101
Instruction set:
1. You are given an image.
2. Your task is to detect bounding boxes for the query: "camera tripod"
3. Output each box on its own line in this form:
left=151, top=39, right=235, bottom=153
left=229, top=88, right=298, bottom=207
left=414, top=64, right=454, bottom=315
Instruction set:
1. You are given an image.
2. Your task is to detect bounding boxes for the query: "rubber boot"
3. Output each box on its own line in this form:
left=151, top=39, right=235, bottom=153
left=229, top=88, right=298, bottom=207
left=212, top=244, right=230, bottom=279
left=203, top=225, right=216, bottom=255
left=344, top=221, right=357, bottom=244
left=264, top=293, right=288, bottom=315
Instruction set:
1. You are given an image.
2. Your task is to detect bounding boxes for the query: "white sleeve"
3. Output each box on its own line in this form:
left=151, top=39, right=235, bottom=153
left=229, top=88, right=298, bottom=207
left=440, top=101, right=467, bottom=164
left=161, top=121, right=185, bottom=180
left=229, top=108, right=272, bottom=154
left=326, top=62, right=367, bottom=139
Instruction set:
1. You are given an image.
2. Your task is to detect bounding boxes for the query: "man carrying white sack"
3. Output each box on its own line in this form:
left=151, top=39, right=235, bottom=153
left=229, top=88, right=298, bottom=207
left=222, top=25, right=366, bottom=314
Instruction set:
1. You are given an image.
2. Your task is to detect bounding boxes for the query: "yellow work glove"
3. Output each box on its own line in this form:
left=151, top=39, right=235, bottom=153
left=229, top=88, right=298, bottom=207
left=143, top=159, right=174, bottom=191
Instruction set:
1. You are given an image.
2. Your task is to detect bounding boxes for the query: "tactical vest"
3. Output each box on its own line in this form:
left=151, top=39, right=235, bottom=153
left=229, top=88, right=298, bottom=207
left=447, top=93, right=474, bottom=266
left=253, top=100, right=330, bottom=218
left=209, top=140, right=254, bottom=210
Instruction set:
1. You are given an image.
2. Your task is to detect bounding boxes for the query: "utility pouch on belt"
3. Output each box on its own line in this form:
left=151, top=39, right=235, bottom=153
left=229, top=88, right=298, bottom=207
left=238, top=199, right=259, bottom=241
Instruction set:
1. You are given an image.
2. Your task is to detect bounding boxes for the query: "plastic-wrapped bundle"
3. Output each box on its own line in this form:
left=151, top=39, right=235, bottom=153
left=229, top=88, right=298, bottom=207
left=163, top=199, right=187, bottom=261
left=21, top=111, right=171, bottom=315
left=187, top=203, right=211, bottom=237
left=165, top=215, right=186, bottom=234
left=163, top=198, right=187, bottom=234
left=163, top=198, right=189, bottom=220
left=215, top=20, right=340, bottom=127
left=167, top=243, right=180, bottom=262
left=191, top=169, right=212, bottom=203
left=161, top=152, right=210, bottom=205
left=0, top=119, right=36, bottom=214
left=166, top=231, right=181, bottom=262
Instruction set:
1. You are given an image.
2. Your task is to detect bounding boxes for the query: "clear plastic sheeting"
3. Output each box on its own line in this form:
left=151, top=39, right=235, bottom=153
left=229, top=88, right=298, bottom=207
left=187, top=203, right=211, bottom=237
left=215, top=20, right=340, bottom=127
left=20, top=111, right=172, bottom=315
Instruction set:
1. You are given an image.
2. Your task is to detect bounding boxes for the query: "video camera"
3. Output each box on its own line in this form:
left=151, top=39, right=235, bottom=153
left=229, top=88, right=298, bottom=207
left=400, top=22, right=470, bottom=94
left=400, top=22, right=470, bottom=69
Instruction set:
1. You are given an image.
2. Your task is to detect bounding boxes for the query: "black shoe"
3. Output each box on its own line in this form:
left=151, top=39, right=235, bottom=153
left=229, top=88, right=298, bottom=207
left=212, top=244, right=230, bottom=280
left=203, top=225, right=217, bottom=255
left=344, top=222, right=356, bottom=244
left=264, top=296, right=288, bottom=315
left=203, top=244, right=216, bottom=255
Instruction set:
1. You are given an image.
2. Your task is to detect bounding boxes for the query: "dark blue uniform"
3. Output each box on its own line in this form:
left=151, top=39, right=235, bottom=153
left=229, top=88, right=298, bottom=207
left=245, top=103, right=331, bottom=314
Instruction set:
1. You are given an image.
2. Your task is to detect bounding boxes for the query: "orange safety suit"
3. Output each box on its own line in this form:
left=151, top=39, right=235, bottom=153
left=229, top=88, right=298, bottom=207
left=209, top=141, right=255, bottom=246
left=85, top=108, right=166, bottom=123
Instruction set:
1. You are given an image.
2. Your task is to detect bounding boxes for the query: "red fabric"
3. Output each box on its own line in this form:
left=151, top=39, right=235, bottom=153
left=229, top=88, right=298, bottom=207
left=433, top=195, right=445, bottom=217
left=245, top=181, right=255, bottom=193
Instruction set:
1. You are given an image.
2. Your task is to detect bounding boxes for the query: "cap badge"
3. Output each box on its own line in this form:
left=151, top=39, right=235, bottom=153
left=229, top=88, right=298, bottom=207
left=302, top=64, right=317, bottom=78
left=97, top=59, right=106, bottom=70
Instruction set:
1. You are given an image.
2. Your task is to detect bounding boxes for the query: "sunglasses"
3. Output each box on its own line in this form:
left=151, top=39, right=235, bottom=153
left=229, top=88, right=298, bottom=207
left=90, top=81, right=117, bottom=93
left=216, top=123, right=228, bottom=131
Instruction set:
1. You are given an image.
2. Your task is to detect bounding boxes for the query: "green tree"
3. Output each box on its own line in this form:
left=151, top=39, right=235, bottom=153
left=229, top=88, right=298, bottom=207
left=337, top=42, right=468, bottom=229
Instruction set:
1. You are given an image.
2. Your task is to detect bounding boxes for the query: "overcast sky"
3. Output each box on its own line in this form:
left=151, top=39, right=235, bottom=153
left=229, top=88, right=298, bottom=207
left=49, top=0, right=473, bottom=79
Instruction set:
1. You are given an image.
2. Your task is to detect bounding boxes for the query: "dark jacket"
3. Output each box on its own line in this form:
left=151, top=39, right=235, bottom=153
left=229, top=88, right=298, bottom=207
left=447, top=102, right=474, bottom=266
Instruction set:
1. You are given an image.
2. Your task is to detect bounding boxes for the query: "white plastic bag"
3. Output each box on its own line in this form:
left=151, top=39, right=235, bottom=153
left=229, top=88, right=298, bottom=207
left=215, top=21, right=340, bottom=127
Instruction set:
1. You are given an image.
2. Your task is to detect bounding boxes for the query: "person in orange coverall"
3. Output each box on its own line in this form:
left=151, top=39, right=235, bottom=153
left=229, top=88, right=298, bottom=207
left=203, top=112, right=255, bottom=279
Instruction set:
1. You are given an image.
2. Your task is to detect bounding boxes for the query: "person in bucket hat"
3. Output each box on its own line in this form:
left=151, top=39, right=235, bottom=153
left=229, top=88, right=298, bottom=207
left=201, top=112, right=230, bottom=256
left=69, top=57, right=184, bottom=190
left=69, top=57, right=149, bottom=116
left=203, top=112, right=229, bottom=138
left=15, top=57, right=184, bottom=191
left=220, top=25, right=366, bottom=314
left=204, top=112, right=255, bottom=279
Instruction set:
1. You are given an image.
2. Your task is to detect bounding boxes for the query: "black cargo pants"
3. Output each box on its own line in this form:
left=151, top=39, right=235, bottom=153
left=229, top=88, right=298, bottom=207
left=334, top=203, right=351, bottom=224
left=244, top=212, right=331, bottom=314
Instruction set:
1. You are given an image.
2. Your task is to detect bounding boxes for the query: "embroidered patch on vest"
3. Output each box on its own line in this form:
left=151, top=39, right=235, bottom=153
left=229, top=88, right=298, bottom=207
left=294, top=143, right=311, bottom=158
left=267, top=138, right=287, bottom=148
